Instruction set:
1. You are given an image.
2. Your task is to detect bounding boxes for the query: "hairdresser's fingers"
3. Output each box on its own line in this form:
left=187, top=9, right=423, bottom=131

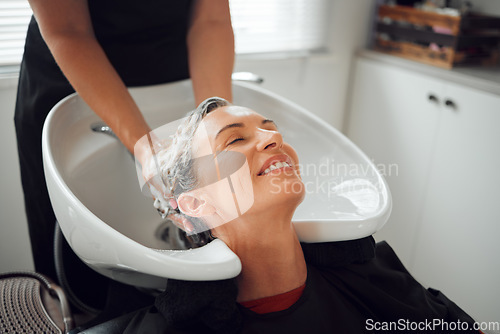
left=142, top=159, right=163, bottom=190
left=138, top=137, right=171, bottom=183
left=168, top=213, right=194, bottom=234
left=136, top=137, right=177, bottom=218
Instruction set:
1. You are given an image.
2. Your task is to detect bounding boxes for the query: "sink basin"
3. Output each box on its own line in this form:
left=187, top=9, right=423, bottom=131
left=42, top=80, right=391, bottom=289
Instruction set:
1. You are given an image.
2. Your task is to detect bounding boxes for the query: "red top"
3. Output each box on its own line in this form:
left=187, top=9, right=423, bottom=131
left=239, top=284, right=306, bottom=314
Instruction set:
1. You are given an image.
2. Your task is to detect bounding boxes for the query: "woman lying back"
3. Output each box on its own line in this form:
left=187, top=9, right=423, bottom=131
left=125, top=97, right=479, bottom=334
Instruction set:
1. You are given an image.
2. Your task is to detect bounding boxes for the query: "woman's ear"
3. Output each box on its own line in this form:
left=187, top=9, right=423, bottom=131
left=177, top=191, right=215, bottom=218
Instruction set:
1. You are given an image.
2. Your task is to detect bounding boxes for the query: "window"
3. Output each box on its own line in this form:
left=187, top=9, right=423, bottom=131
left=0, top=0, right=331, bottom=67
left=0, top=1, right=31, bottom=66
left=229, top=0, right=331, bottom=55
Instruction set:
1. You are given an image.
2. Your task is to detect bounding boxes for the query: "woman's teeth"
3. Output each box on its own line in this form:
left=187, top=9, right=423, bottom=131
left=262, top=161, right=291, bottom=175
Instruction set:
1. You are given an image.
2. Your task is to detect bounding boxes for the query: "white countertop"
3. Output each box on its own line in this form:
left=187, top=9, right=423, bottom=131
left=357, top=50, right=500, bottom=96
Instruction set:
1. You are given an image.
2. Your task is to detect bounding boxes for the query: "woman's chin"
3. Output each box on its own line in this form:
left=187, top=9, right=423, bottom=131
left=256, top=177, right=305, bottom=208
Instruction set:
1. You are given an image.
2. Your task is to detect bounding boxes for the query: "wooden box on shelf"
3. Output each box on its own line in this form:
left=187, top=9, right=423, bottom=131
left=373, top=4, right=500, bottom=69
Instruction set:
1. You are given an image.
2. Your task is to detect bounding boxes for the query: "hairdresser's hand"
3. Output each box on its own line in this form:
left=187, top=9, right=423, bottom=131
left=134, top=135, right=194, bottom=232
left=139, top=153, right=193, bottom=233
left=29, top=0, right=151, bottom=157
left=135, top=135, right=171, bottom=208
left=166, top=212, right=195, bottom=235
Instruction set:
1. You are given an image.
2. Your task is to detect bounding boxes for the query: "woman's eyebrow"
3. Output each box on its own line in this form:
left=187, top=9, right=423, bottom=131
left=215, top=122, right=244, bottom=139
left=215, top=119, right=277, bottom=139
left=262, top=119, right=277, bottom=127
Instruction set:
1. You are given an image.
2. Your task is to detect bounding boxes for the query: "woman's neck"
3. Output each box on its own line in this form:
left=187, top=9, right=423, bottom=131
left=227, top=221, right=307, bottom=303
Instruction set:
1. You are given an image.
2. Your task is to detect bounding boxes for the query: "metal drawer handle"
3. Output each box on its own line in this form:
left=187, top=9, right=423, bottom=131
left=445, top=99, right=457, bottom=109
left=428, top=94, right=440, bottom=104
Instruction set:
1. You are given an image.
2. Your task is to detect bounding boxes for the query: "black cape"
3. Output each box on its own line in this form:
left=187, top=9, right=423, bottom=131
left=110, top=237, right=478, bottom=334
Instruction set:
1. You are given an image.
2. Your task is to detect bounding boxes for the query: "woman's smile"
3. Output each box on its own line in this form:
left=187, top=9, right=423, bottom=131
left=257, top=154, right=295, bottom=176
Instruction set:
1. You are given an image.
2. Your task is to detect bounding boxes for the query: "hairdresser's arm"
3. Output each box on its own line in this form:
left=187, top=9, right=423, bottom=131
left=188, top=0, right=235, bottom=104
left=28, top=0, right=150, bottom=160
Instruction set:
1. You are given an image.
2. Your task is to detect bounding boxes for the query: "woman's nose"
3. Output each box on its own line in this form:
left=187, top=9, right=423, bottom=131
left=255, top=129, right=283, bottom=151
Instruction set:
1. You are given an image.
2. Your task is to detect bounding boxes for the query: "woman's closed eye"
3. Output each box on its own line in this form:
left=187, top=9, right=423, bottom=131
left=227, top=137, right=245, bottom=146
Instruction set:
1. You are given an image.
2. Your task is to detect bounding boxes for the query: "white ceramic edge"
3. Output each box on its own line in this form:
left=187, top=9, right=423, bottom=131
left=42, top=80, right=392, bottom=285
left=42, top=93, right=242, bottom=282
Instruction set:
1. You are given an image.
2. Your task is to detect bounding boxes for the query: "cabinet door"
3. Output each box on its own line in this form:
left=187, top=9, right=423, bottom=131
left=411, top=84, right=500, bottom=322
left=347, top=58, right=444, bottom=265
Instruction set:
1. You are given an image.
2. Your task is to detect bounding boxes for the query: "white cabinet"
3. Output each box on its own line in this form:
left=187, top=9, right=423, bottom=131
left=347, top=56, right=500, bottom=323
left=347, top=58, right=444, bottom=264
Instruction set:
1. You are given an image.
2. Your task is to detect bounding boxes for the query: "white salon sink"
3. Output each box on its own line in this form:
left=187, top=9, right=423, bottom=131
left=42, top=80, right=391, bottom=289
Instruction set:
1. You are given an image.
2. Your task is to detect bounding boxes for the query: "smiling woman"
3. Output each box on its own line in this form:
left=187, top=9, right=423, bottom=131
left=158, top=97, right=304, bottom=237
left=148, top=97, right=303, bottom=249
left=120, top=97, right=481, bottom=334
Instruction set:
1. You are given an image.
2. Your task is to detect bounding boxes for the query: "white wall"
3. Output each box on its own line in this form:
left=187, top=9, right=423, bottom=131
left=0, top=76, right=34, bottom=272
left=471, top=0, right=500, bottom=15
left=235, top=0, right=376, bottom=129
left=0, top=0, right=376, bottom=274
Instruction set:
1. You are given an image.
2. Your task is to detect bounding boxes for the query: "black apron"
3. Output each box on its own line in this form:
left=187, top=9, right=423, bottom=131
left=14, top=0, right=193, bottom=314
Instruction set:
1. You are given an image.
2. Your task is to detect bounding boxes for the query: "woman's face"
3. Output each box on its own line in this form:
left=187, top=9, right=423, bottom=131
left=185, top=105, right=305, bottom=226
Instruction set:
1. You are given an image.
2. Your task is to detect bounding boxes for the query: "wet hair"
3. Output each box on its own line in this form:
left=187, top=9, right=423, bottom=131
left=158, top=97, right=230, bottom=246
